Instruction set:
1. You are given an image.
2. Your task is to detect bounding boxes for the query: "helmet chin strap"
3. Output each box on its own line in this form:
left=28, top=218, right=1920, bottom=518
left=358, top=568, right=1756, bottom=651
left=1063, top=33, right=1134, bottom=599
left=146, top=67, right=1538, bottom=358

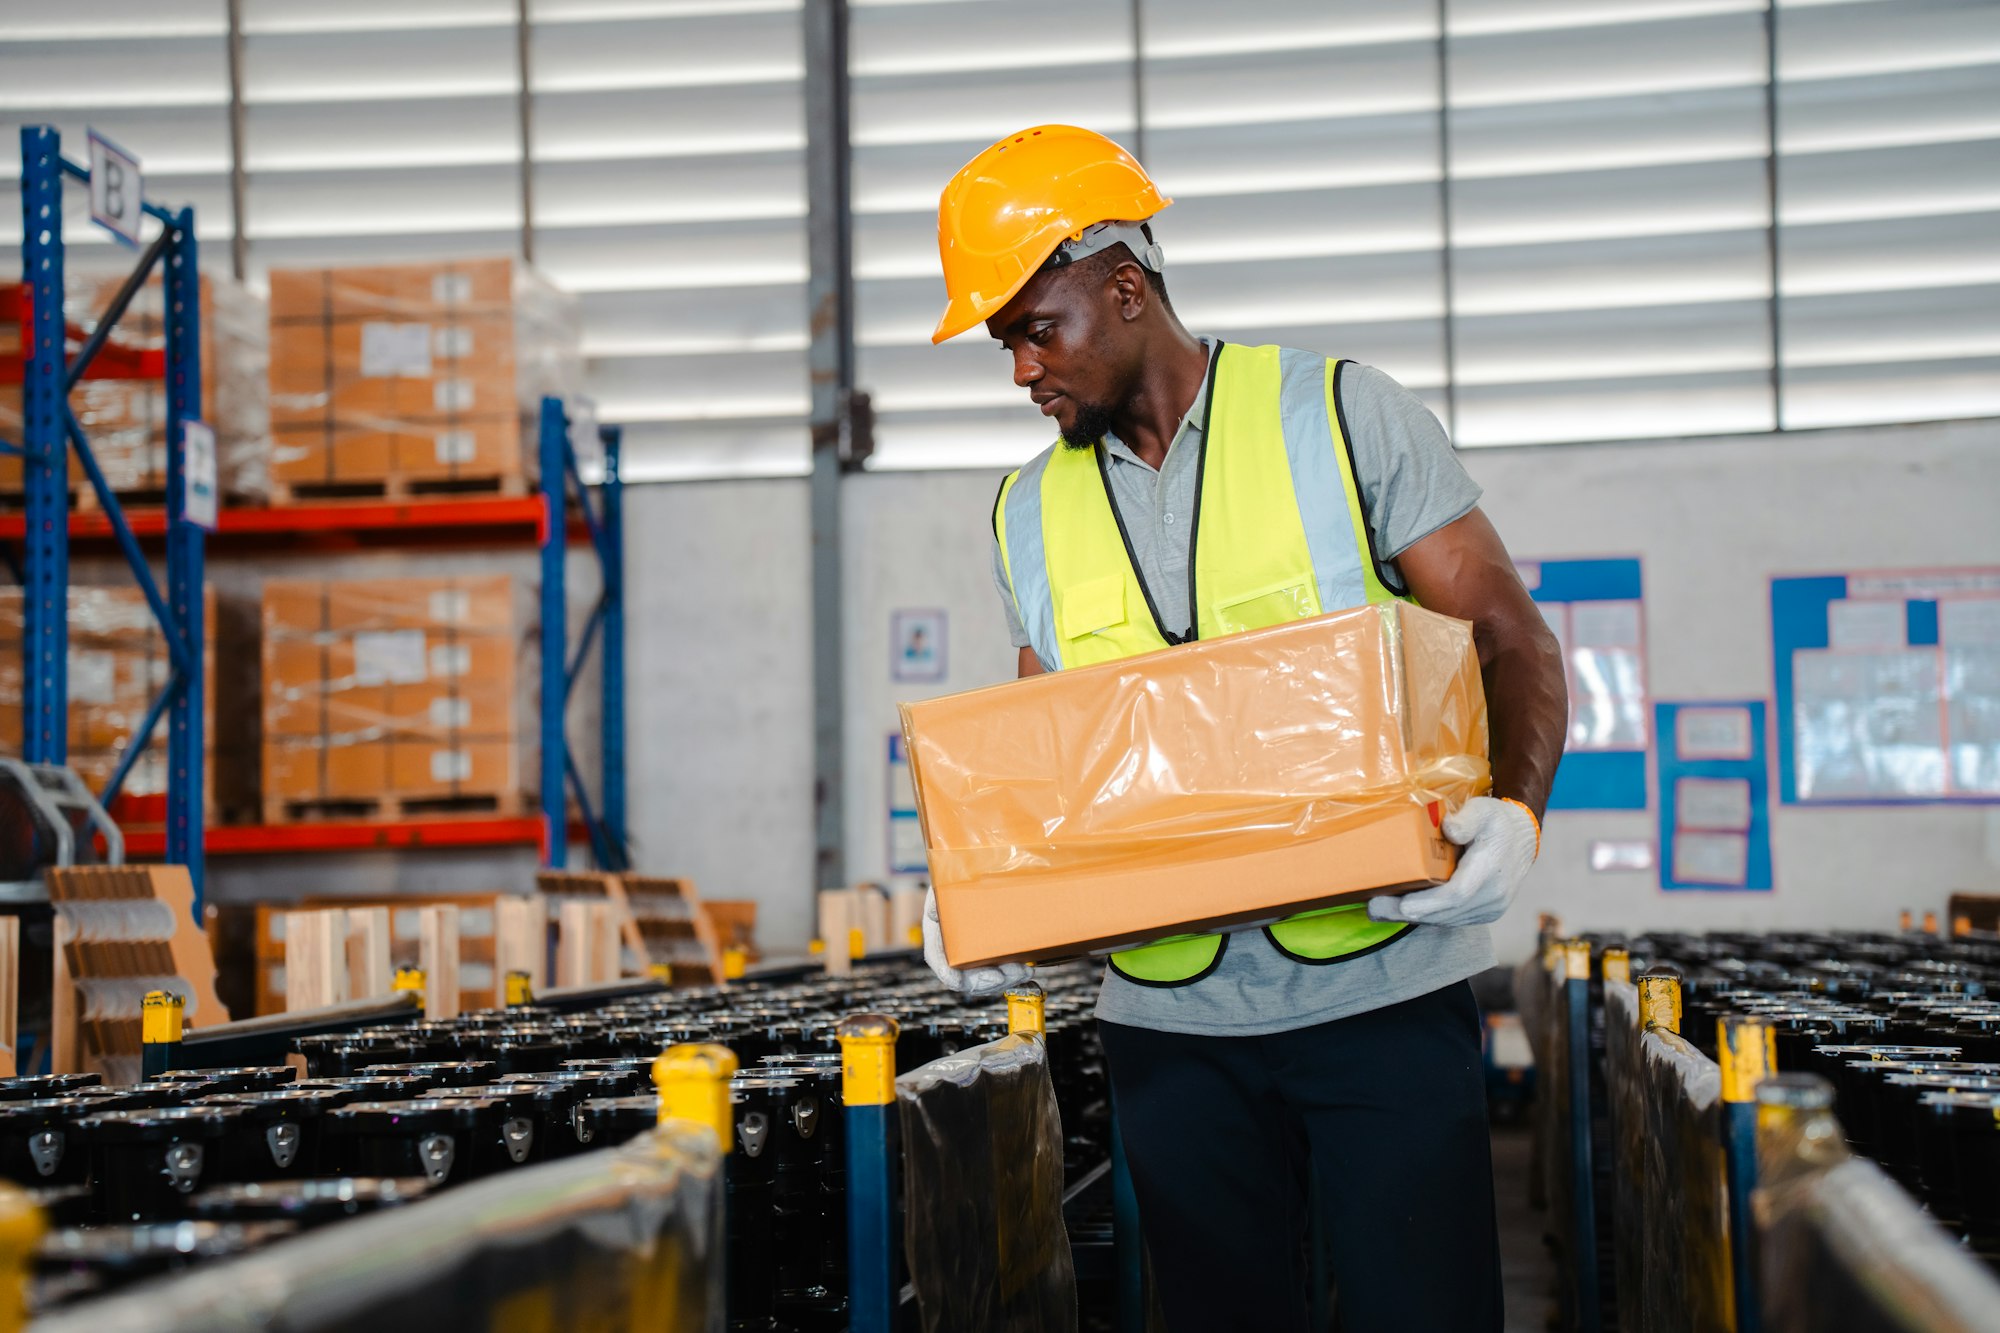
left=1043, top=219, right=1165, bottom=275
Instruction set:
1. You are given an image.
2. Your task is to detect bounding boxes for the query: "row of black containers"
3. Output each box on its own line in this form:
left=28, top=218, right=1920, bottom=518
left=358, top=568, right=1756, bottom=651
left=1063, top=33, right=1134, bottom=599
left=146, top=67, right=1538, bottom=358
left=3, top=962, right=1110, bottom=1325
left=1613, top=929, right=2000, bottom=1268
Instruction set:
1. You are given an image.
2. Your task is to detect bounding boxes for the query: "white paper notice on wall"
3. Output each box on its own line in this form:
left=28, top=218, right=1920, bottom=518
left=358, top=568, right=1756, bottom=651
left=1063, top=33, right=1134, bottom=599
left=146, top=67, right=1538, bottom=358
left=431, top=749, right=472, bottom=783
left=1570, top=600, right=1643, bottom=649
left=1942, top=599, right=2000, bottom=647
left=1588, top=839, right=1655, bottom=873
left=1827, top=599, right=1907, bottom=650
left=1675, top=705, right=1755, bottom=761
left=70, top=650, right=116, bottom=706
left=1676, top=776, right=1754, bottom=831
left=355, top=630, right=429, bottom=685
left=1672, top=831, right=1750, bottom=887
left=360, top=322, right=433, bottom=378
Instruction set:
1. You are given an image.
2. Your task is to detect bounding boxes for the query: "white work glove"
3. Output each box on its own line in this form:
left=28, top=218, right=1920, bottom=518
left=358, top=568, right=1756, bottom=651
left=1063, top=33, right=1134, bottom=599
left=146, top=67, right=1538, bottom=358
left=921, top=887, right=1031, bottom=996
left=1367, top=796, right=1540, bottom=929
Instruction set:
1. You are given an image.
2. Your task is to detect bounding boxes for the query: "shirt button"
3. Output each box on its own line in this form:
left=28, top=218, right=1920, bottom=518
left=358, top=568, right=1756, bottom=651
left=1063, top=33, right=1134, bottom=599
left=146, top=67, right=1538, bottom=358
left=1164, top=513, right=1176, bottom=525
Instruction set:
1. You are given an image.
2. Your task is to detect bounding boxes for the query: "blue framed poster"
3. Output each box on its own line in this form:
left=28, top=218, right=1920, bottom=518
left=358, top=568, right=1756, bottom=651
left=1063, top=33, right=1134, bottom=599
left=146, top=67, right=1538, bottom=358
left=1656, top=700, right=1773, bottom=892
left=1771, top=568, right=2000, bottom=805
left=1520, top=557, right=1651, bottom=810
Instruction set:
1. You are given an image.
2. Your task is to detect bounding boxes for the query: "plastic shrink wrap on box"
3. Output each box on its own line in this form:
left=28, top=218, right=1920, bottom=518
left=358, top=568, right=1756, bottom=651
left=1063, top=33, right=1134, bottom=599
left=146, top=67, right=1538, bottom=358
left=0, top=272, right=270, bottom=499
left=260, top=574, right=532, bottom=817
left=265, top=258, right=582, bottom=495
left=898, top=1033, right=1077, bottom=1333
left=901, top=603, right=1490, bottom=967
left=0, top=586, right=216, bottom=808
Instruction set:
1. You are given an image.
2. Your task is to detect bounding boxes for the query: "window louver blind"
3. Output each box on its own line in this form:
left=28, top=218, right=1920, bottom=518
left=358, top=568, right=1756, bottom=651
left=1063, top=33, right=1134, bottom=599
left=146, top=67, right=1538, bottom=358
left=859, top=0, right=1999, bottom=469
left=0, top=1, right=233, bottom=274
left=3, top=0, right=1994, bottom=476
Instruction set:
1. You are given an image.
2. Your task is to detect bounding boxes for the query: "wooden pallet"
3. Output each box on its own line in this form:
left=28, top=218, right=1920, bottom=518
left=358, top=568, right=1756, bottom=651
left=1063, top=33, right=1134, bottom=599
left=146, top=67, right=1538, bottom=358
left=262, top=789, right=529, bottom=825
left=269, top=472, right=529, bottom=506
left=255, top=892, right=531, bottom=1016
left=535, top=872, right=755, bottom=986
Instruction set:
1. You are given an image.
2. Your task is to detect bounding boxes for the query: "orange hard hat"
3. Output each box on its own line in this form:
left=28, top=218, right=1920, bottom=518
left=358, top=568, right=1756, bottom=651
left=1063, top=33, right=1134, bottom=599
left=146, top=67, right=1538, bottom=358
left=931, top=124, right=1171, bottom=345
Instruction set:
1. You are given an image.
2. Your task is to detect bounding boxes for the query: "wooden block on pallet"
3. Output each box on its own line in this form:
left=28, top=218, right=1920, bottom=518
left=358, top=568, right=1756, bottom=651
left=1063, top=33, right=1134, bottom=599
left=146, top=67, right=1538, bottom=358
left=555, top=900, right=621, bottom=988
left=856, top=885, right=893, bottom=955
left=345, top=906, right=393, bottom=999
left=891, top=886, right=927, bottom=952
left=0, top=916, right=17, bottom=1078
left=538, top=872, right=647, bottom=976
left=494, top=896, right=548, bottom=995
left=418, top=906, right=461, bottom=1020
left=284, top=909, right=348, bottom=1011
left=817, top=890, right=854, bottom=978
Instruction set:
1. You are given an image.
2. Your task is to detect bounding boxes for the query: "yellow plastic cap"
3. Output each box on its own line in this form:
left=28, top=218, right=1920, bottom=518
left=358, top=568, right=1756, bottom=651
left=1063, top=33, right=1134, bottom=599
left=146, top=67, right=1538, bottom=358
left=931, top=124, right=1170, bottom=344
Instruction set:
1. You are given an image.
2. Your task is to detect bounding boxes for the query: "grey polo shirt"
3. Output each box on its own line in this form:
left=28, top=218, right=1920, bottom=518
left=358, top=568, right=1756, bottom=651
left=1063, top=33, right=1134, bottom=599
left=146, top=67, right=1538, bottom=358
left=988, top=341, right=1496, bottom=1036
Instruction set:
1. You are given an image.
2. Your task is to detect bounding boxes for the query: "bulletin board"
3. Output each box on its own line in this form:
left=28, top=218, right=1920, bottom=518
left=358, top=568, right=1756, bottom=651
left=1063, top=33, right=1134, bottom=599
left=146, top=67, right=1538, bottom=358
left=1655, top=700, right=1773, bottom=892
left=1771, top=568, right=2000, bottom=805
left=887, top=732, right=928, bottom=875
left=1521, top=558, right=1650, bottom=810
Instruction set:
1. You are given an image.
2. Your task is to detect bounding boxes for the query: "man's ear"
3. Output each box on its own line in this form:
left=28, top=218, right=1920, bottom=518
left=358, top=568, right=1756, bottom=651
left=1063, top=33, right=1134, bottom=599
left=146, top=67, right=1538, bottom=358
left=1113, top=261, right=1148, bottom=323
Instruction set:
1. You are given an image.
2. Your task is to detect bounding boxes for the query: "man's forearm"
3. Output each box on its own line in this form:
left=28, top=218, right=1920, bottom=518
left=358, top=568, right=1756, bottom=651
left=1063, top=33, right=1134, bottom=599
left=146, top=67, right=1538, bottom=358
left=1477, top=613, right=1568, bottom=822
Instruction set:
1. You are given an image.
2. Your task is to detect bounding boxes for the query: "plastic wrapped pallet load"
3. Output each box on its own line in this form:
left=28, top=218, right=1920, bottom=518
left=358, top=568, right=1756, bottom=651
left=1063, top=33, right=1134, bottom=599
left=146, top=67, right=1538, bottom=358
left=899, top=602, right=1490, bottom=969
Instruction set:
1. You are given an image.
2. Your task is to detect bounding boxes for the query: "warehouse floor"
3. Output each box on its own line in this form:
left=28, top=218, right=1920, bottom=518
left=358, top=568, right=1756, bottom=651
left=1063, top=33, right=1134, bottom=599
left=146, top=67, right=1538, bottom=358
left=1493, top=1125, right=1557, bottom=1332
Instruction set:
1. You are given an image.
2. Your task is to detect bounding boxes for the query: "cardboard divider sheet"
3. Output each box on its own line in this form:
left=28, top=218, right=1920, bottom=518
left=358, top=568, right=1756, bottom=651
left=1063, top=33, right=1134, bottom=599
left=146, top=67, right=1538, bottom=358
left=900, top=603, right=1489, bottom=968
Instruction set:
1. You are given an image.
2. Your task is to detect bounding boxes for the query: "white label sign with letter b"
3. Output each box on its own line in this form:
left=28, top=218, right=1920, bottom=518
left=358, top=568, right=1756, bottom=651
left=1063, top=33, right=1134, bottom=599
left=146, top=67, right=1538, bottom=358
left=87, top=130, right=144, bottom=247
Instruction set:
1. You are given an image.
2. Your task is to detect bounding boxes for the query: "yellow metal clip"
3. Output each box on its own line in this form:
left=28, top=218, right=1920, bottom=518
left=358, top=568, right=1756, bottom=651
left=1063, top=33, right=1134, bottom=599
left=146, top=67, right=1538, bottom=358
left=392, top=967, right=425, bottom=999
left=847, top=927, right=866, bottom=961
left=722, top=947, right=747, bottom=980
left=647, top=962, right=673, bottom=986
left=1718, top=1017, right=1775, bottom=1103
left=653, top=1043, right=741, bottom=1147
left=0, top=1183, right=44, bottom=1333
left=837, top=1013, right=901, bottom=1108
left=504, top=970, right=534, bottom=1007
left=141, top=991, right=184, bottom=1046
left=1005, top=979, right=1046, bottom=1037
left=1601, top=948, right=1631, bottom=986
left=1562, top=938, right=1590, bottom=982
left=1637, top=973, right=1682, bottom=1035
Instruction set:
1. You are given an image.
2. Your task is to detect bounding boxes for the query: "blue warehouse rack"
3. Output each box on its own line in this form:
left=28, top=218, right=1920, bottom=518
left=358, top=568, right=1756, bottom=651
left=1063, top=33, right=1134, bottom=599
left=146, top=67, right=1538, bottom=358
left=9, top=126, right=629, bottom=893
left=538, top=400, right=627, bottom=871
left=12, top=125, right=209, bottom=906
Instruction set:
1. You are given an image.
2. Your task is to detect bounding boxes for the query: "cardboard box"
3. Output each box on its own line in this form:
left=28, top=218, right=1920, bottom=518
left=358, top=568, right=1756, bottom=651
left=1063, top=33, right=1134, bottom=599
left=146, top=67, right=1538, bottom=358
left=900, top=603, right=1492, bottom=969
left=0, top=585, right=223, bottom=805
left=264, top=258, right=578, bottom=495
left=261, top=576, right=525, bottom=815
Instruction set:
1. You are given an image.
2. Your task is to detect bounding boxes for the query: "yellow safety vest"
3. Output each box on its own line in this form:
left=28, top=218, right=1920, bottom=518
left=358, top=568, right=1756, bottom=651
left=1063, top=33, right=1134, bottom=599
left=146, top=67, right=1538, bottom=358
left=994, top=343, right=1416, bottom=986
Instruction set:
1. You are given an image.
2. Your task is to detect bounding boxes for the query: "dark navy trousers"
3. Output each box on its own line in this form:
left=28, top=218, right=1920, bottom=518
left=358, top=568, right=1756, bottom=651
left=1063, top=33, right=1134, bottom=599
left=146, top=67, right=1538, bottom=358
left=1099, top=981, right=1504, bottom=1333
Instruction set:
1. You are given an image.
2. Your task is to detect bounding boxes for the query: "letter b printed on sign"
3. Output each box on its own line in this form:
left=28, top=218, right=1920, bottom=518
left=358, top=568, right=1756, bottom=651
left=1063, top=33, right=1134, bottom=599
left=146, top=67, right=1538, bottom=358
left=87, top=130, right=144, bottom=247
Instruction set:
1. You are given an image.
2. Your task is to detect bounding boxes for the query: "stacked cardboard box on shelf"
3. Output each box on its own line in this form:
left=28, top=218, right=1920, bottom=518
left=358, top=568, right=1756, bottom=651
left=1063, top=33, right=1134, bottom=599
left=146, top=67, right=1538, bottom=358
left=0, top=274, right=270, bottom=500
left=261, top=574, right=528, bottom=822
left=266, top=257, right=582, bottom=502
left=0, top=585, right=222, bottom=815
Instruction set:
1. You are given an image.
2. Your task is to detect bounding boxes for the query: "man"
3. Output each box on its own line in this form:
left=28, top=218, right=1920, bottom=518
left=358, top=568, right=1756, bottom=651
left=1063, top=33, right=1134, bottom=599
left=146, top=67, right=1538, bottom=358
left=920, top=125, right=1567, bottom=1332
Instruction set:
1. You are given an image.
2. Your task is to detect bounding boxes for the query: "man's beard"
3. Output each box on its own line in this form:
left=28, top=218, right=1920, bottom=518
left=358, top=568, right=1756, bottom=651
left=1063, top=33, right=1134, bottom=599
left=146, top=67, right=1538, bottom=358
left=1059, top=400, right=1118, bottom=451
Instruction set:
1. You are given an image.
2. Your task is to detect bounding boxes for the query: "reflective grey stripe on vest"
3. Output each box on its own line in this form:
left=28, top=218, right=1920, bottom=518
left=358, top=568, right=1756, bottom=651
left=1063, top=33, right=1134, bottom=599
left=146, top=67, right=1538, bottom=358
left=1000, top=448, right=1062, bottom=672
left=1276, top=349, right=1370, bottom=614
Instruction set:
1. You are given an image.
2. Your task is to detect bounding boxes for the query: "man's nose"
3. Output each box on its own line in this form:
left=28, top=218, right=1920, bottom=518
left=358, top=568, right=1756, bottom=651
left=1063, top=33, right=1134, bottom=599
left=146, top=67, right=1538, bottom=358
left=1013, top=353, right=1042, bottom=390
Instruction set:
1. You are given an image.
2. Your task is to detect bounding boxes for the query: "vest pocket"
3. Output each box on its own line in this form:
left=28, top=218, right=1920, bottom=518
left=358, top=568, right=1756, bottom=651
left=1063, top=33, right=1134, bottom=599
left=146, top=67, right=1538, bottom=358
left=1210, top=576, right=1317, bottom=637
left=1056, top=574, right=1128, bottom=643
